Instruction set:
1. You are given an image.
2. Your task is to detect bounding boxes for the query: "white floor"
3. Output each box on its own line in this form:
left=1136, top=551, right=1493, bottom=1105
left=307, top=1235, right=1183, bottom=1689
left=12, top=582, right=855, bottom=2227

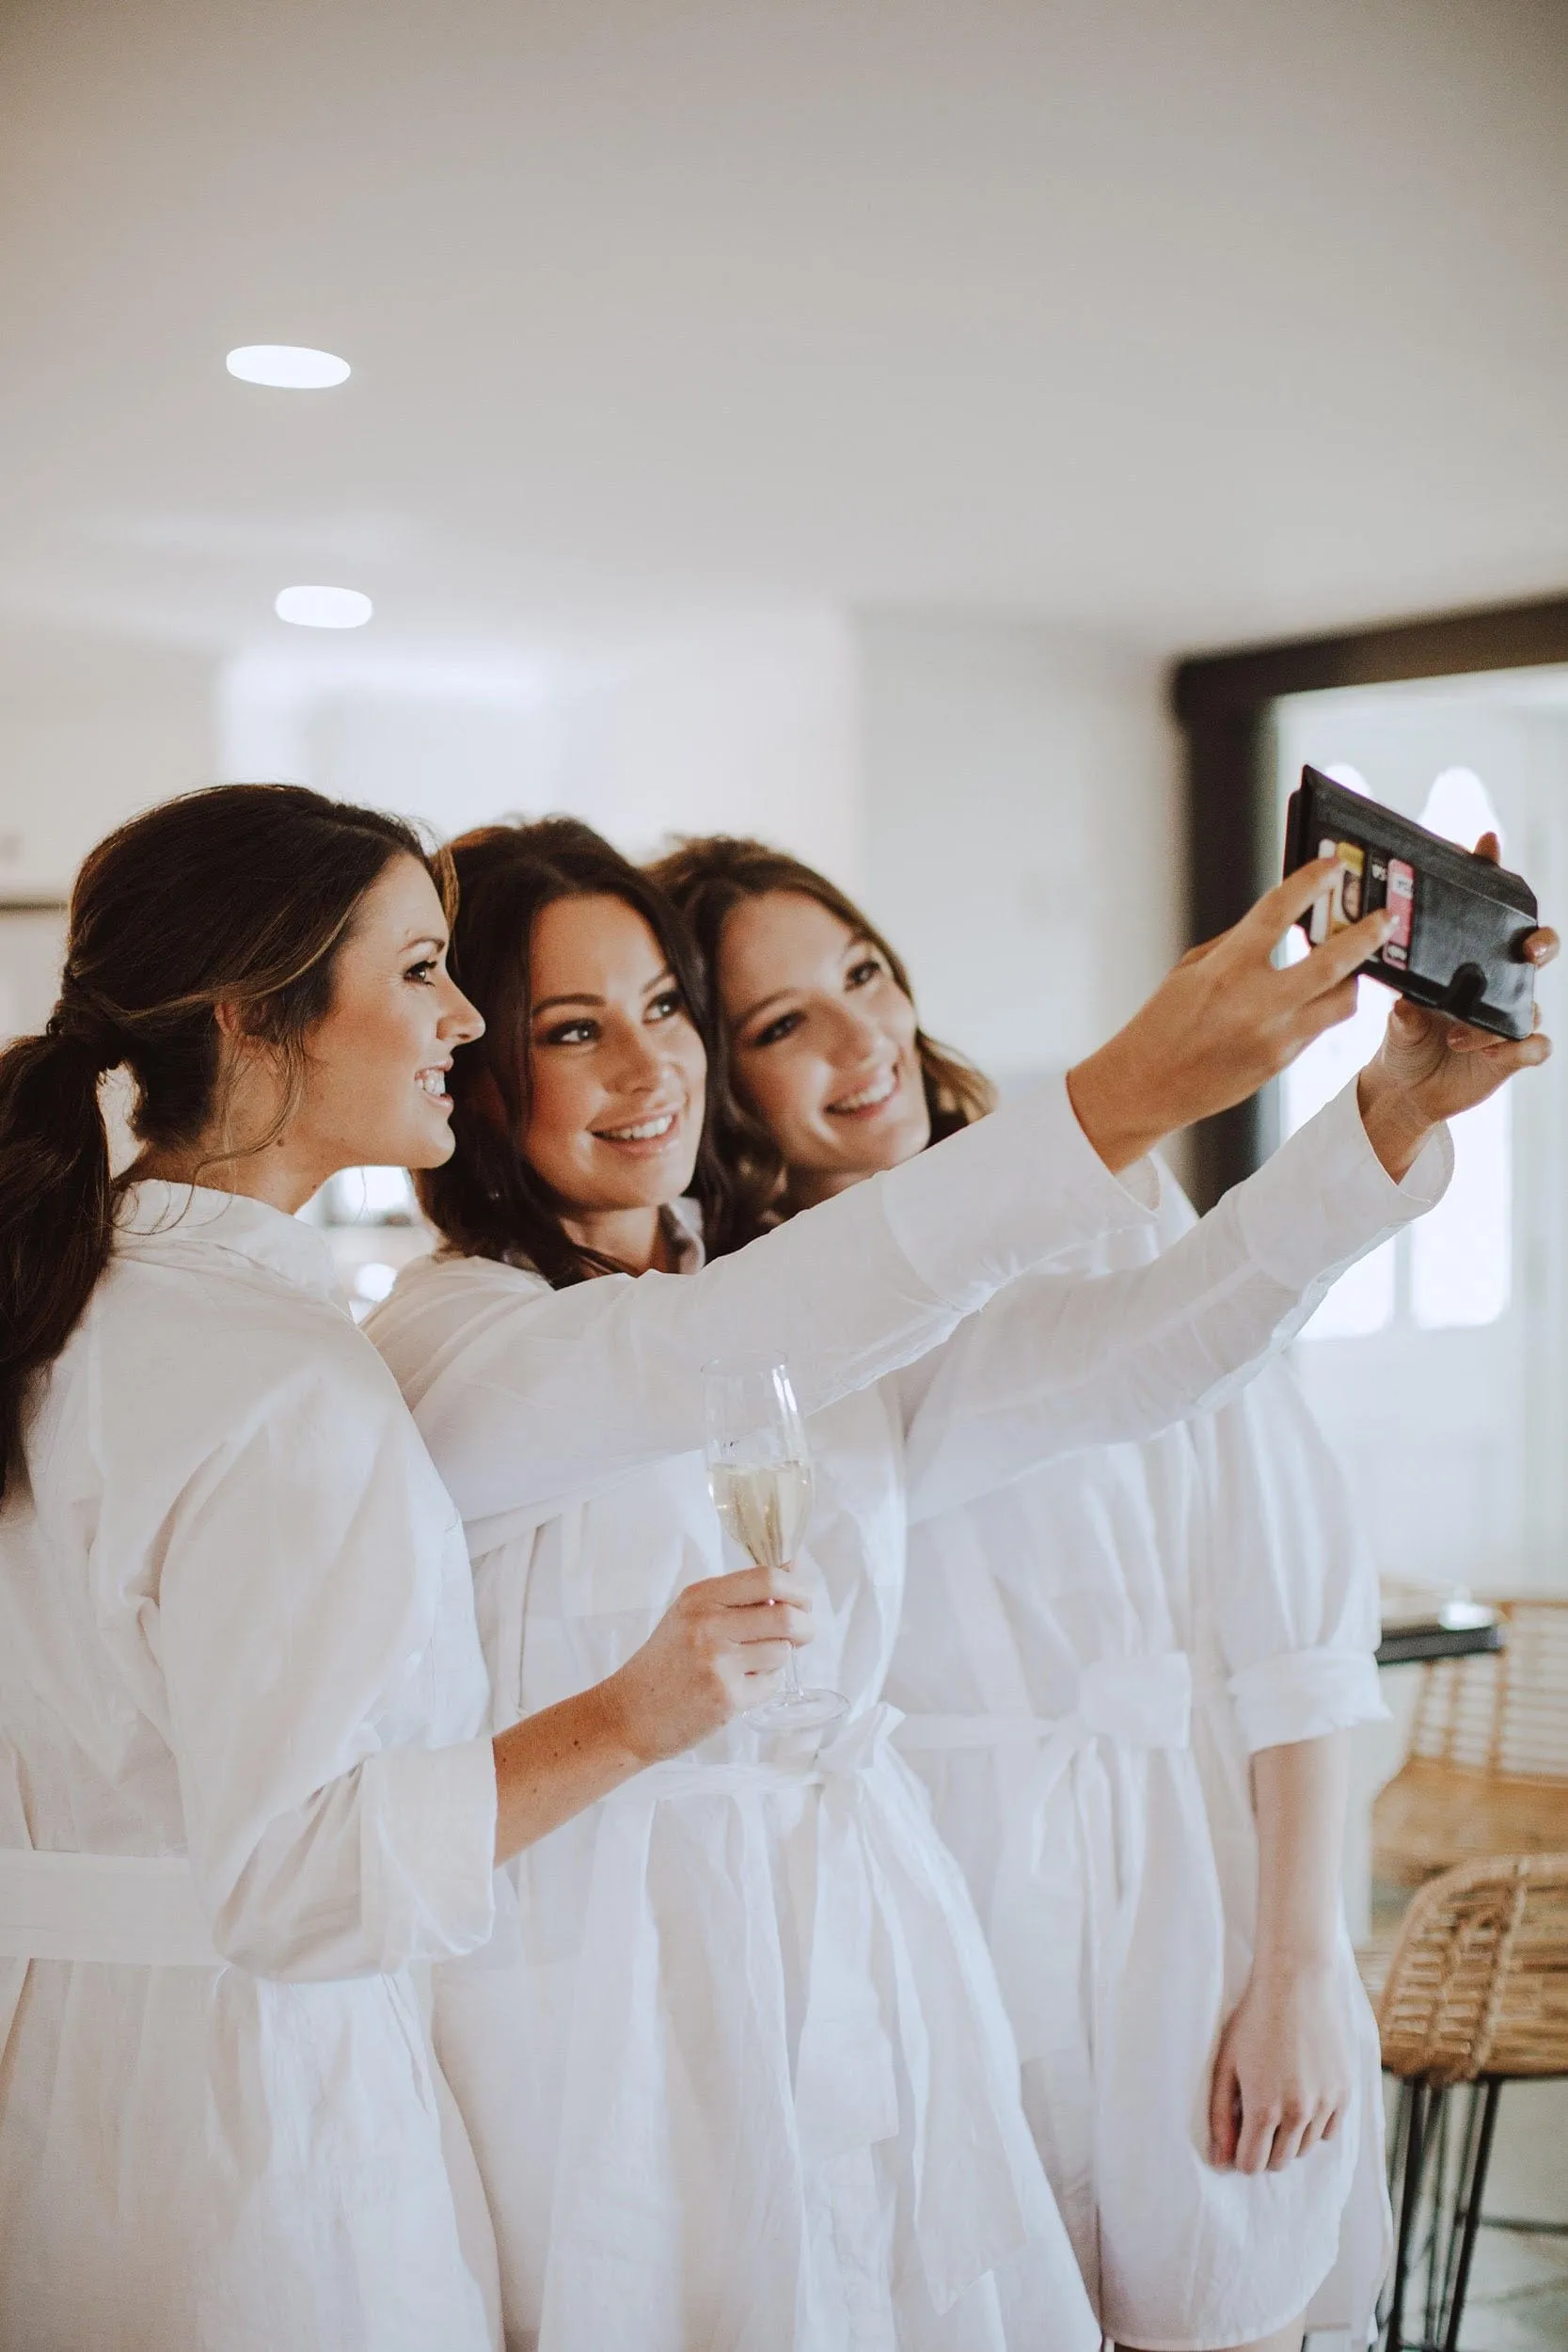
left=1452, top=2081, right=1568, bottom=2351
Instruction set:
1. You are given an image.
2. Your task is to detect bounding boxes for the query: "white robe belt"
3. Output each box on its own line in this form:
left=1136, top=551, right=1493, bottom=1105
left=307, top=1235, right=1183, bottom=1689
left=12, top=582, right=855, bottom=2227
left=0, top=1849, right=222, bottom=1966
left=537, top=1702, right=1052, bottom=2336
left=892, top=1648, right=1195, bottom=1754
left=895, top=1655, right=1193, bottom=2067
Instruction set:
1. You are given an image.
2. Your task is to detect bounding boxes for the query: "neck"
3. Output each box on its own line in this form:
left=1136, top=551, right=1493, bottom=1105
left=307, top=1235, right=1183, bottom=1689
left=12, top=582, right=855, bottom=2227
left=132, top=1139, right=325, bottom=1218
left=787, top=1165, right=875, bottom=1211
left=561, top=1201, right=672, bottom=1276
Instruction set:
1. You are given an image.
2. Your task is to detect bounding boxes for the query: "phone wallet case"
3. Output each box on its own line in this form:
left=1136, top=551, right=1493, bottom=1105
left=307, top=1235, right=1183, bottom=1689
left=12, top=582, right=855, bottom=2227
left=1283, top=766, right=1539, bottom=1041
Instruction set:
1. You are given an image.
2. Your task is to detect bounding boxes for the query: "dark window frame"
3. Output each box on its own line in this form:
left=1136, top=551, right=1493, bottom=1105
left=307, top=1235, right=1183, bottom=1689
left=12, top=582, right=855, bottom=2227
left=1172, top=593, right=1568, bottom=1210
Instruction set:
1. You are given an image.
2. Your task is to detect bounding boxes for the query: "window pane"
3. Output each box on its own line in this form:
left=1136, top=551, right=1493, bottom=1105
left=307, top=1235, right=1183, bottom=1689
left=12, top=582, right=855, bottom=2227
left=1300, top=1235, right=1396, bottom=1340
left=1411, top=1088, right=1512, bottom=1328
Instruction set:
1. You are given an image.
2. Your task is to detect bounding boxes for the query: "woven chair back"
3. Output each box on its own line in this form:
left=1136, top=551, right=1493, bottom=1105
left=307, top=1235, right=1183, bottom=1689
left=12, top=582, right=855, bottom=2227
left=1377, top=1852, right=1568, bottom=2086
left=1374, top=1600, right=1568, bottom=1886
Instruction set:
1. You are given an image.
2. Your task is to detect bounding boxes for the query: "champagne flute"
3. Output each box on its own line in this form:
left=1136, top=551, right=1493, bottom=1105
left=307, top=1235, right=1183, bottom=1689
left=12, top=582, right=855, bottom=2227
left=703, top=1355, right=847, bottom=1731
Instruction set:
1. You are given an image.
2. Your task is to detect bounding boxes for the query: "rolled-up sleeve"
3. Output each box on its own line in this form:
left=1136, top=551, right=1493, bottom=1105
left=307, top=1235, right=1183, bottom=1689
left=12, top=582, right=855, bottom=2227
left=1194, top=1354, right=1387, bottom=1755
left=156, top=1353, right=498, bottom=1979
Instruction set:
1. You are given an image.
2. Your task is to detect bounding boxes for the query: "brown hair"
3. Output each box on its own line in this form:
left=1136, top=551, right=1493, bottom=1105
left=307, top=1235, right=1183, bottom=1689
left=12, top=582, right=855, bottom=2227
left=416, top=817, right=733, bottom=1286
left=0, top=783, right=436, bottom=1493
left=649, top=834, right=994, bottom=1252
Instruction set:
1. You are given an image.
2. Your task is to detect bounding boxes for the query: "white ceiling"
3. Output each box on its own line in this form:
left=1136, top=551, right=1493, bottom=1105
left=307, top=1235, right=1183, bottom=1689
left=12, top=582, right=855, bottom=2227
left=3, top=0, right=1568, bottom=672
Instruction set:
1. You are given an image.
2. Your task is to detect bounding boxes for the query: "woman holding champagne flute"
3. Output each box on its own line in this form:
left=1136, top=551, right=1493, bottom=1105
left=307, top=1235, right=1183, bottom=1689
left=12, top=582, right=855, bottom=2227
left=368, top=813, right=1462, bottom=2352
left=0, top=787, right=807, bottom=2352
left=654, top=831, right=1555, bottom=2352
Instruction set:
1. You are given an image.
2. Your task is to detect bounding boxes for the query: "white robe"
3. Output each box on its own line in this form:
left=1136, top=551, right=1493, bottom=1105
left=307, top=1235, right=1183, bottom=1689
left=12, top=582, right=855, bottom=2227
left=368, top=1076, right=1446, bottom=2352
left=0, top=1184, right=502, bottom=2352
left=889, top=1169, right=1394, bottom=2350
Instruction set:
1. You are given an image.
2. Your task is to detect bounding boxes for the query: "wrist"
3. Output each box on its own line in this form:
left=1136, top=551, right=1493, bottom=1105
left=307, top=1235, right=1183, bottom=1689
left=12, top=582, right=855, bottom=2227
left=1248, top=1939, right=1338, bottom=1988
left=1067, top=1041, right=1165, bottom=1176
left=577, top=1670, right=650, bottom=1776
left=1355, top=1066, right=1435, bottom=1184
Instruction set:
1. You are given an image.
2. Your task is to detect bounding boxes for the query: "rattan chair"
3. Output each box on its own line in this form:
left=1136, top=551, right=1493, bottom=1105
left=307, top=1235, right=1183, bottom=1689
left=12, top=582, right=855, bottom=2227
left=1372, top=1852, right=1568, bottom=2351
left=1373, top=1599, right=1568, bottom=1890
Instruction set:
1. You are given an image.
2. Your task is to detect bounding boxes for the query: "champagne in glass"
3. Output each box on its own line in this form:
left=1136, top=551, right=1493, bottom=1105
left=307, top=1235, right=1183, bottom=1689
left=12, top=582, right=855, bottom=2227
left=703, top=1357, right=847, bottom=1731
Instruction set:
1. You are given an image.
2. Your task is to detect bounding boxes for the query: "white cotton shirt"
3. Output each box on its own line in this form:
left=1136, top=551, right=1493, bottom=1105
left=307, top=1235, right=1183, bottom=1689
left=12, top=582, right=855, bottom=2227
left=0, top=1183, right=501, bottom=2352
left=368, top=1075, right=1446, bottom=2352
left=889, top=1168, right=1394, bottom=2350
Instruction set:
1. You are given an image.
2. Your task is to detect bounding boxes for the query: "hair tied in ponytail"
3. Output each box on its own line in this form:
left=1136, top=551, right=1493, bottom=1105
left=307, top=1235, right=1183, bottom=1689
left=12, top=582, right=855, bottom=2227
left=44, top=979, right=125, bottom=1076
left=0, top=782, right=436, bottom=1497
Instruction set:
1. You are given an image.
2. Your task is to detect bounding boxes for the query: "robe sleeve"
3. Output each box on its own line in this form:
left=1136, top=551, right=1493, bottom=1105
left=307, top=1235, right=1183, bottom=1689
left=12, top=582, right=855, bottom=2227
left=899, top=1081, right=1451, bottom=1526
left=1193, top=1359, right=1387, bottom=1752
left=154, top=1355, right=498, bottom=1979
left=368, top=1074, right=1157, bottom=1534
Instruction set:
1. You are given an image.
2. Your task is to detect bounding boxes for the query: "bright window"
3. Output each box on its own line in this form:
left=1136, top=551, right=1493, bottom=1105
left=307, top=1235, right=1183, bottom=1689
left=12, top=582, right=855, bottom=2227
left=1285, top=765, right=1512, bottom=1339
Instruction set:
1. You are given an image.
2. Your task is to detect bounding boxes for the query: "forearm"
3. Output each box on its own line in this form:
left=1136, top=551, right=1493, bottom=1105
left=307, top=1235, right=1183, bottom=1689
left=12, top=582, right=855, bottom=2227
left=491, top=1682, right=643, bottom=1863
left=1250, top=1731, right=1350, bottom=1976
left=902, top=1083, right=1448, bottom=1522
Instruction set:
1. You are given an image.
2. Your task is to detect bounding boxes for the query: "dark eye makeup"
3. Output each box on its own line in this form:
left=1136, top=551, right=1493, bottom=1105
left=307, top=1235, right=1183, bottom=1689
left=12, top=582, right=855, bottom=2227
left=750, top=1008, right=804, bottom=1050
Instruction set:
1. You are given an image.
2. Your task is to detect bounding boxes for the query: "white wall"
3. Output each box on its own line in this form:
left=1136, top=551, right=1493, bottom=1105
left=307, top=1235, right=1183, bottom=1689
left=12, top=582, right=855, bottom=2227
left=0, top=609, right=1184, bottom=1098
left=215, top=611, right=862, bottom=885
left=855, top=614, right=1182, bottom=1085
left=0, top=627, right=214, bottom=898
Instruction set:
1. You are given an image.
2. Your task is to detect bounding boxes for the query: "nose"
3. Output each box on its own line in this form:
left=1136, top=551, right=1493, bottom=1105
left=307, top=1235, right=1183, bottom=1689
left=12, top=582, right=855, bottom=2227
left=438, top=975, right=485, bottom=1046
left=606, top=1023, right=673, bottom=1093
left=823, top=996, right=884, bottom=1068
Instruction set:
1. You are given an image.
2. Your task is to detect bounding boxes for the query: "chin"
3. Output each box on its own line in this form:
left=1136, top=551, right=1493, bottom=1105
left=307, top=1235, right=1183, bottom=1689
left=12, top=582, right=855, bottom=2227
left=399, top=1120, right=458, bottom=1172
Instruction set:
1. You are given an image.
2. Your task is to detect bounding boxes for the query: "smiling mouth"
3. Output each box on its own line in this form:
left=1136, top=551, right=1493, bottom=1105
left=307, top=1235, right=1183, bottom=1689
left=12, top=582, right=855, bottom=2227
left=827, top=1068, right=899, bottom=1117
left=594, top=1109, right=680, bottom=1144
left=416, top=1067, right=451, bottom=1101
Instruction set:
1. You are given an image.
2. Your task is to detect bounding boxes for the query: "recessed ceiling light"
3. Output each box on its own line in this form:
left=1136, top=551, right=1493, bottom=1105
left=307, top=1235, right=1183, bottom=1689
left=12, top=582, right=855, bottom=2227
left=275, top=584, right=372, bottom=628
left=227, top=345, right=351, bottom=389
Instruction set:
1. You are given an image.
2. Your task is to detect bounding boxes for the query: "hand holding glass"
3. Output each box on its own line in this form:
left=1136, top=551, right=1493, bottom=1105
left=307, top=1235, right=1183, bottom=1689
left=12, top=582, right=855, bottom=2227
left=703, top=1357, right=847, bottom=1731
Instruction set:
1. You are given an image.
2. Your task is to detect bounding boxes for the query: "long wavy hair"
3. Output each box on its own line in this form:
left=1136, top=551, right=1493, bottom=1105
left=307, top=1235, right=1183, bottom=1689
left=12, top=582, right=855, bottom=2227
left=416, top=817, right=734, bottom=1286
left=0, top=784, right=436, bottom=1494
left=649, top=834, right=994, bottom=1254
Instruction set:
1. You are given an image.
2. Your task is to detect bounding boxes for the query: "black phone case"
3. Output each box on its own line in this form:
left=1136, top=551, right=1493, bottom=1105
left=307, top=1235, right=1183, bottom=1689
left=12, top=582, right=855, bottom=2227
left=1283, top=767, right=1539, bottom=1041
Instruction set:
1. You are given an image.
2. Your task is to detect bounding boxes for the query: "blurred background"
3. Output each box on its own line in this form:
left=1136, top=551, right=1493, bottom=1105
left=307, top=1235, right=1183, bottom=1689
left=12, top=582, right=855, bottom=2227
left=4, top=8, right=1568, bottom=2328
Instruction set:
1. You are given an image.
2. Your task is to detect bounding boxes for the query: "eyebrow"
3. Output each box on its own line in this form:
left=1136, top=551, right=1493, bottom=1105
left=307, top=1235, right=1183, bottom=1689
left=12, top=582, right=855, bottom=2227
left=531, top=965, right=676, bottom=1018
left=401, top=933, right=446, bottom=954
left=735, top=935, right=876, bottom=1035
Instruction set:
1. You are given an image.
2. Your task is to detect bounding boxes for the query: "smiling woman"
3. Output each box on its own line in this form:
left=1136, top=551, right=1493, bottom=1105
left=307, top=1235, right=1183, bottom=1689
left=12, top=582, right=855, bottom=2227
left=651, top=834, right=993, bottom=1242
left=416, top=815, right=725, bottom=1283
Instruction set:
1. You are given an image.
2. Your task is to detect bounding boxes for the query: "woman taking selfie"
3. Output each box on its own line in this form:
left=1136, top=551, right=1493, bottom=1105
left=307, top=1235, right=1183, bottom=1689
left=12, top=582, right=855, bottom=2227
left=655, top=832, right=1554, bottom=2352
left=0, top=787, right=796, bottom=2352
left=370, top=814, right=1459, bottom=2352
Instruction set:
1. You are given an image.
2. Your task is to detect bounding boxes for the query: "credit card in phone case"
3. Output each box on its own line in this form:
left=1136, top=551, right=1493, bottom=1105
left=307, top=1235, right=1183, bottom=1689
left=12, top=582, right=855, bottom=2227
left=1283, top=767, right=1539, bottom=1041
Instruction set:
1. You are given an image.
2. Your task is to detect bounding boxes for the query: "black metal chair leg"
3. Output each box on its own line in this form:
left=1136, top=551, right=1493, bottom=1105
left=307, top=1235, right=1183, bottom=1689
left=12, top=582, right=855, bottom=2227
left=1433, top=2082, right=1484, bottom=2333
left=1422, top=2084, right=1452, bottom=2347
left=1387, top=2079, right=1429, bottom=2352
left=1441, top=2078, right=1503, bottom=2352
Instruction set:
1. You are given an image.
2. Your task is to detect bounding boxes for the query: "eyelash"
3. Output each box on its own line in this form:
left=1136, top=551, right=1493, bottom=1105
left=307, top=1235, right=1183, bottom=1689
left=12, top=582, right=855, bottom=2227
left=750, top=959, right=885, bottom=1049
left=541, top=993, right=687, bottom=1049
left=404, top=959, right=439, bottom=986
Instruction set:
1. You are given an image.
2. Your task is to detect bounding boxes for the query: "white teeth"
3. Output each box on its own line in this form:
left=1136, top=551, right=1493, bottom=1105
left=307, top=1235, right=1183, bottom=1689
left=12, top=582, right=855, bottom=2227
left=417, top=1071, right=448, bottom=1098
left=831, top=1070, right=896, bottom=1114
left=600, top=1112, right=676, bottom=1142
